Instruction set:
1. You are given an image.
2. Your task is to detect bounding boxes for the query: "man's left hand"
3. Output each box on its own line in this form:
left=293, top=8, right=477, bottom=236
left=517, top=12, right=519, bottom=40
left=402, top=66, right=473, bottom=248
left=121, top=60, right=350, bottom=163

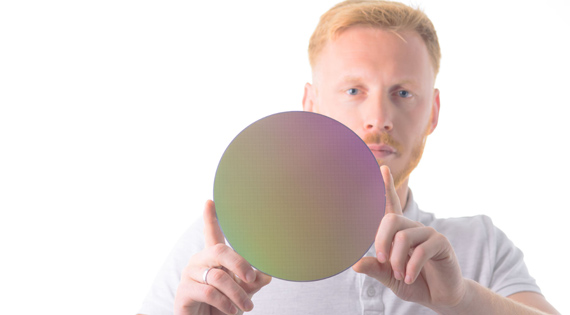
left=352, top=165, right=466, bottom=310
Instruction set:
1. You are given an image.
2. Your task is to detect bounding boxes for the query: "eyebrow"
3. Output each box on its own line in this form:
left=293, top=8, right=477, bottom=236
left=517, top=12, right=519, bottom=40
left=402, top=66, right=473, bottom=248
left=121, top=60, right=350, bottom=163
left=337, top=76, right=364, bottom=84
left=339, top=75, right=417, bottom=87
left=393, top=79, right=416, bottom=87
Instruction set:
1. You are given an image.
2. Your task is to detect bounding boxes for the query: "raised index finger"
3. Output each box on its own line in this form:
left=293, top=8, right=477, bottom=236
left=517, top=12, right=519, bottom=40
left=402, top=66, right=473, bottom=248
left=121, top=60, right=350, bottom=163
left=381, top=165, right=403, bottom=216
left=203, top=200, right=226, bottom=247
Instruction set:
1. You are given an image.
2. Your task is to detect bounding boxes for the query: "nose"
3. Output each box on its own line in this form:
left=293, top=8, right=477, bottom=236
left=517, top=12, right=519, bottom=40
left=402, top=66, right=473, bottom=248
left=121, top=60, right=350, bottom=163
left=364, top=95, right=393, bottom=132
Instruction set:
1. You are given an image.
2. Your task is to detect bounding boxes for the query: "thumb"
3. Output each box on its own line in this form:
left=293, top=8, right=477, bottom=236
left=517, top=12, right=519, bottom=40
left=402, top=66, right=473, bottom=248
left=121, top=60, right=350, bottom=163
left=352, top=256, right=392, bottom=286
left=381, top=165, right=403, bottom=215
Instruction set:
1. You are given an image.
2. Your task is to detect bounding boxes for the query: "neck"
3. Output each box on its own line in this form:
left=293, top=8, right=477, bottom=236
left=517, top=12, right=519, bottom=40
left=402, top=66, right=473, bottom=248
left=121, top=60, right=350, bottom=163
left=396, top=177, right=410, bottom=212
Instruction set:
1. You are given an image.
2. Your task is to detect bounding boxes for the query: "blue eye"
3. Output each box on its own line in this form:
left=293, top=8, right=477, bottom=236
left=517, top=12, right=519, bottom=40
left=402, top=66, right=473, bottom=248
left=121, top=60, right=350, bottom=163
left=346, top=88, right=359, bottom=95
left=398, top=90, right=411, bottom=98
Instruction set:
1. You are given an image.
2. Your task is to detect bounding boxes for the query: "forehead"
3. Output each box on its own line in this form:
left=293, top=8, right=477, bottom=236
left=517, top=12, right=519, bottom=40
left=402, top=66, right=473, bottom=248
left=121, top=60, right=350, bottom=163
left=313, top=26, right=434, bottom=85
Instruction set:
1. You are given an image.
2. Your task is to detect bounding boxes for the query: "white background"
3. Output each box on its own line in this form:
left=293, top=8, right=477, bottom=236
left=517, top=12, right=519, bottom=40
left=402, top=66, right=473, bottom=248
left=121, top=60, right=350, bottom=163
left=1, top=0, right=569, bottom=314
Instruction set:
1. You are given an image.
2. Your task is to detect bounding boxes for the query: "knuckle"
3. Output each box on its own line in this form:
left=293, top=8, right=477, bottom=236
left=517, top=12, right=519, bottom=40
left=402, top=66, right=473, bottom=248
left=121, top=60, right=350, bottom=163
left=433, top=232, right=448, bottom=244
left=201, top=284, right=217, bottom=301
left=211, top=243, right=229, bottom=257
left=227, top=253, right=243, bottom=268
left=394, top=231, right=409, bottom=244
left=209, top=268, right=227, bottom=283
left=383, top=213, right=399, bottom=224
left=425, top=226, right=437, bottom=234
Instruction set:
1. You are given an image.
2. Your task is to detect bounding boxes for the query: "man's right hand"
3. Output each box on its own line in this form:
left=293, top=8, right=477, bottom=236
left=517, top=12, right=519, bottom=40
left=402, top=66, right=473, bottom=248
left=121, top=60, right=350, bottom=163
left=173, top=200, right=272, bottom=315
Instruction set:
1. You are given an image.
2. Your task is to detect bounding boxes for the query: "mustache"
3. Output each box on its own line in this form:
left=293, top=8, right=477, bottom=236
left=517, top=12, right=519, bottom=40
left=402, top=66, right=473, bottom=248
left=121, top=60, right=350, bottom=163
left=363, top=132, right=403, bottom=152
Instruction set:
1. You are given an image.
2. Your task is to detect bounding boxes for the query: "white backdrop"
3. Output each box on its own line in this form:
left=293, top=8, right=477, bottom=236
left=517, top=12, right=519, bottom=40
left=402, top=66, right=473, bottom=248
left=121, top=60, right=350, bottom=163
left=1, top=0, right=568, bottom=314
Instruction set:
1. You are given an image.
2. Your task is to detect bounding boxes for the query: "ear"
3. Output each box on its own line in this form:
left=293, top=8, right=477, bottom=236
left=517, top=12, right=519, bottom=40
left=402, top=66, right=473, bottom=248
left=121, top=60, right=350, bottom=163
left=302, top=82, right=316, bottom=112
left=428, top=88, right=440, bottom=134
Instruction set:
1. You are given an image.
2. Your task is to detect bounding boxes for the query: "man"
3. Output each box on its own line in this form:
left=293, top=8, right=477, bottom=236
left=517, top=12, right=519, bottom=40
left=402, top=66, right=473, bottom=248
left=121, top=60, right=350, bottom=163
left=139, top=1, right=559, bottom=314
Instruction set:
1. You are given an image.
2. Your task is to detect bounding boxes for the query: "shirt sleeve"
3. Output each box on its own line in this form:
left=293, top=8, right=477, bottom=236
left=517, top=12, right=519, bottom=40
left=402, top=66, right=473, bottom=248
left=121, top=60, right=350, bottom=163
left=485, top=216, right=542, bottom=297
left=138, top=218, right=205, bottom=315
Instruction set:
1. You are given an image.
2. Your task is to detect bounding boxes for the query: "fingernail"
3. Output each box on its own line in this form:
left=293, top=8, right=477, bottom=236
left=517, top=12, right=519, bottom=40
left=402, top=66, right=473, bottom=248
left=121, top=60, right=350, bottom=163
left=246, top=269, right=256, bottom=283
left=377, top=252, right=387, bottom=263
left=405, top=274, right=412, bottom=284
left=244, top=299, right=254, bottom=312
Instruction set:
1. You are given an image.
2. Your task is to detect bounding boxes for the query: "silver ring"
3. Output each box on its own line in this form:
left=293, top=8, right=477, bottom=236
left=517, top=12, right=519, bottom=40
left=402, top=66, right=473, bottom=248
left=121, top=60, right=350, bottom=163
left=202, top=267, right=217, bottom=285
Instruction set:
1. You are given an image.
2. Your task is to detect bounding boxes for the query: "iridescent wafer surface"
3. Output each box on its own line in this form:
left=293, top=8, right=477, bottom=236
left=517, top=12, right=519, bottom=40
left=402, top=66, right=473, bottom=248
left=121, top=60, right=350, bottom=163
left=214, top=111, right=385, bottom=281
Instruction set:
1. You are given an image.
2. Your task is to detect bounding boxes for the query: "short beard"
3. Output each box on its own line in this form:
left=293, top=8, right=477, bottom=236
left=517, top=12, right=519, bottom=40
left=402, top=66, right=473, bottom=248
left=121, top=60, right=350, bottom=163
left=392, top=127, right=429, bottom=189
left=368, top=121, right=432, bottom=190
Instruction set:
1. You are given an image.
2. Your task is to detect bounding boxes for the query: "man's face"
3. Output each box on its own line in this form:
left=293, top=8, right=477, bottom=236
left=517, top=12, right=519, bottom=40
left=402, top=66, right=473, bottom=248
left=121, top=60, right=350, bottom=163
left=303, top=26, right=440, bottom=189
